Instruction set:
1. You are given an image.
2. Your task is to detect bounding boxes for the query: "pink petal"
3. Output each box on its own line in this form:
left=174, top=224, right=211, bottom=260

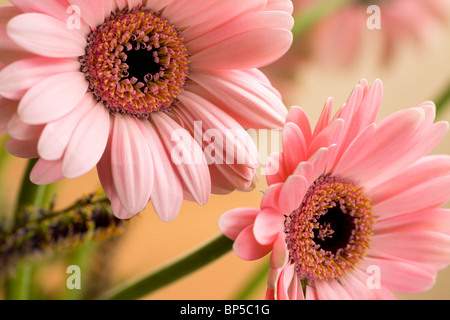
left=374, top=208, right=450, bottom=236
left=7, top=13, right=87, bottom=58
left=38, top=93, right=96, bottom=161
left=97, top=135, right=135, bottom=219
left=373, top=175, right=450, bottom=220
left=155, top=0, right=217, bottom=31
left=282, top=122, right=307, bottom=175
left=176, top=91, right=259, bottom=168
left=265, top=0, right=294, bottom=14
left=111, top=115, right=153, bottom=214
left=286, top=106, right=312, bottom=146
left=0, top=98, right=18, bottom=133
left=219, top=207, right=259, bottom=240
left=233, top=224, right=272, bottom=261
left=188, top=11, right=293, bottom=55
left=142, top=0, right=174, bottom=12
left=332, top=124, right=376, bottom=175
left=260, top=182, right=283, bottom=210
left=308, top=118, right=344, bottom=158
left=312, top=97, right=333, bottom=139
left=332, top=85, right=365, bottom=160
left=67, top=0, right=113, bottom=29
left=265, top=152, right=287, bottom=186
left=151, top=112, right=210, bottom=205
left=0, top=6, right=32, bottom=64
left=179, top=0, right=266, bottom=41
left=355, top=79, right=383, bottom=128
left=253, top=208, right=284, bottom=245
left=349, top=268, right=396, bottom=300
left=371, top=230, right=450, bottom=267
left=18, top=72, right=88, bottom=125
left=361, top=257, right=436, bottom=294
left=11, top=0, right=77, bottom=23
left=188, top=70, right=287, bottom=129
left=62, top=102, right=110, bottom=178
left=7, top=113, right=43, bottom=140
left=270, top=232, right=288, bottom=269
left=337, top=271, right=379, bottom=300
left=314, top=278, right=352, bottom=300
left=5, top=137, right=38, bottom=158
left=0, top=57, right=80, bottom=100
left=208, top=162, right=257, bottom=193
left=30, top=158, right=64, bottom=185
left=368, top=155, right=450, bottom=204
left=110, top=195, right=137, bottom=220
left=277, top=264, right=298, bottom=300
left=279, top=175, right=308, bottom=214
left=338, top=108, right=448, bottom=187
left=292, top=162, right=314, bottom=185
left=137, top=120, right=183, bottom=222
left=190, top=28, right=292, bottom=70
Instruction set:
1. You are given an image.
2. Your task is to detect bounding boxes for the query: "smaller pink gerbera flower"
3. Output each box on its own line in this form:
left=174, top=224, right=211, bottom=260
left=219, top=79, right=450, bottom=299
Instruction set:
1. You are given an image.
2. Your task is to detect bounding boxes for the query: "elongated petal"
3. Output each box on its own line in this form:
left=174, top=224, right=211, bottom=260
left=30, top=158, right=64, bottom=185
left=253, top=208, right=284, bottom=245
left=18, top=72, right=88, bottom=125
left=191, top=28, right=292, bottom=70
left=38, top=93, right=96, bottom=161
left=219, top=207, right=259, bottom=240
left=233, top=224, right=272, bottom=261
left=151, top=112, right=210, bottom=205
left=111, top=115, right=153, bottom=214
left=0, top=57, right=80, bottom=100
left=63, top=102, right=110, bottom=178
left=138, top=120, right=183, bottom=222
left=7, top=13, right=87, bottom=57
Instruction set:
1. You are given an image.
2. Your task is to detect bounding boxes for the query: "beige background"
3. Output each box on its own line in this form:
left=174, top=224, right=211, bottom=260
left=1, top=0, right=450, bottom=300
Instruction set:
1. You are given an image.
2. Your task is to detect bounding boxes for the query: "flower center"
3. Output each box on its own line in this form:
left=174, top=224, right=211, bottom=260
left=285, top=175, right=374, bottom=281
left=80, top=8, right=189, bottom=118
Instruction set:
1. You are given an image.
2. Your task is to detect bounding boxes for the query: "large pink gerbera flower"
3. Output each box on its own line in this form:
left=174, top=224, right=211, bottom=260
left=0, top=0, right=293, bottom=221
left=219, top=79, right=450, bottom=299
left=293, top=0, right=450, bottom=66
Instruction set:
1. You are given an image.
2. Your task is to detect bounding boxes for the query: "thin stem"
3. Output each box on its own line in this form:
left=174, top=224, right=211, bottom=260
left=435, top=78, right=450, bottom=117
left=5, top=159, right=48, bottom=300
left=101, top=234, right=233, bottom=300
left=292, top=0, right=359, bottom=37
left=234, top=262, right=269, bottom=300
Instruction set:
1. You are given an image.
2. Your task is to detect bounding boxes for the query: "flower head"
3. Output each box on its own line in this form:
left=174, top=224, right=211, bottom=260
left=0, top=0, right=293, bottom=221
left=294, top=0, right=450, bottom=66
left=219, top=79, right=450, bottom=299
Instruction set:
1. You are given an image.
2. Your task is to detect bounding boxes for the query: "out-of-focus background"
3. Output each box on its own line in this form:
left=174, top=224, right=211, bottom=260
left=1, top=0, right=450, bottom=300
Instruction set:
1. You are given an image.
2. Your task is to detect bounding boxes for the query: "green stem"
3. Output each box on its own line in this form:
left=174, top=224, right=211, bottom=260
left=435, top=78, right=450, bottom=117
left=101, top=234, right=233, bottom=300
left=5, top=159, right=48, bottom=300
left=234, top=262, right=269, bottom=300
left=292, top=0, right=359, bottom=37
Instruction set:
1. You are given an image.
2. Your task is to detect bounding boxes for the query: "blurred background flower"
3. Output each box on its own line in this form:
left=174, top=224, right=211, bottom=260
left=1, top=0, right=450, bottom=300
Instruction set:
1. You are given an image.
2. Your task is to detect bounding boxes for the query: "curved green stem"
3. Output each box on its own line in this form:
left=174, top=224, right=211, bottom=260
left=5, top=159, right=48, bottom=300
left=435, top=78, right=450, bottom=117
left=234, top=262, right=269, bottom=300
left=101, top=234, right=233, bottom=300
left=292, top=0, right=359, bottom=37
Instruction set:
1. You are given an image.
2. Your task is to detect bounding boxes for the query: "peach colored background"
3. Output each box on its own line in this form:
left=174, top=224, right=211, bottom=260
left=1, top=0, right=450, bottom=299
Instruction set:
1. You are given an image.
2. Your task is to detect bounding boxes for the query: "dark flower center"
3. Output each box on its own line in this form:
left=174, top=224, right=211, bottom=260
left=285, top=175, right=374, bottom=280
left=80, top=8, right=189, bottom=118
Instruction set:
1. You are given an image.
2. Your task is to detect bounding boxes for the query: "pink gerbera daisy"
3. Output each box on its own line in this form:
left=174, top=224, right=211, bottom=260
left=219, top=79, right=450, bottom=299
left=294, top=0, right=450, bottom=66
left=0, top=0, right=293, bottom=221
